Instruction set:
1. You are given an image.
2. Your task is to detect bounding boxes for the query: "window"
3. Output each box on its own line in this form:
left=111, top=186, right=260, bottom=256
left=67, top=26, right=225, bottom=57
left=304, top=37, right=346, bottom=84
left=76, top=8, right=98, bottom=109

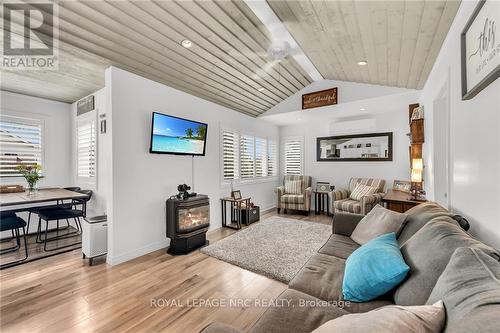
left=240, top=134, right=255, bottom=179
left=0, top=117, right=42, bottom=177
left=255, top=137, right=267, bottom=177
left=222, top=130, right=277, bottom=182
left=284, top=137, right=303, bottom=175
left=223, top=131, right=239, bottom=180
left=267, top=140, right=277, bottom=176
left=77, top=118, right=96, bottom=179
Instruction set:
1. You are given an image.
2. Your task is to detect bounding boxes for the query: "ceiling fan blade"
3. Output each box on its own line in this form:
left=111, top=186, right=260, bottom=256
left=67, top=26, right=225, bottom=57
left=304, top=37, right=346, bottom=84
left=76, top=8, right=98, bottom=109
left=251, top=60, right=279, bottom=80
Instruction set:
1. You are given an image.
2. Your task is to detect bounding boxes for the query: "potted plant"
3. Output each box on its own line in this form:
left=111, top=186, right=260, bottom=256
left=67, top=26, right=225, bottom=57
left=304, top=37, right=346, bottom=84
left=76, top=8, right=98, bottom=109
left=16, top=164, right=42, bottom=194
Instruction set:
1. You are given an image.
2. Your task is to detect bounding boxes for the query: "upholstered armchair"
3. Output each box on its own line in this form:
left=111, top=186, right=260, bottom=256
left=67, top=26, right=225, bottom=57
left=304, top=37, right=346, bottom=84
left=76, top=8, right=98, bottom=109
left=276, top=175, right=312, bottom=215
left=328, top=178, right=386, bottom=215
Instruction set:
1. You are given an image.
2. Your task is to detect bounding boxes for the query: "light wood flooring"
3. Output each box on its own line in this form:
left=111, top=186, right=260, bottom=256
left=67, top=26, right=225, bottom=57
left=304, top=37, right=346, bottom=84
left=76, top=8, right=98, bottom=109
left=0, top=211, right=332, bottom=333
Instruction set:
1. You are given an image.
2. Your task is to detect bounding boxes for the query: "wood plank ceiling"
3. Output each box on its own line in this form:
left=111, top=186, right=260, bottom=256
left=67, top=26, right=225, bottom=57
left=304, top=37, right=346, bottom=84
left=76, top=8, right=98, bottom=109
left=267, top=0, right=461, bottom=89
left=1, top=0, right=312, bottom=117
left=1, top=1, right=461, bottom=116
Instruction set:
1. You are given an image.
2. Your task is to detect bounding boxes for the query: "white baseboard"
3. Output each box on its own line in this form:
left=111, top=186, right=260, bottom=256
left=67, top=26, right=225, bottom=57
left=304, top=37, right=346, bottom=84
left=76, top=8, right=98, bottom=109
left=107, top=239, right=170, bottom=266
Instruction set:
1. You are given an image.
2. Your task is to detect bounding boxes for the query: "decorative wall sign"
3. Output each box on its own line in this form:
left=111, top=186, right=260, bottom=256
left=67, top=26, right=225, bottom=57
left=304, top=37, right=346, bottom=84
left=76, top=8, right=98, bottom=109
left=77, top=95, right=95, bottom=115
left=302, top=88, right=337, bottom=109
left=461, top=0, right=500, bottom=100
left=317, top=132, right=393, bottom=162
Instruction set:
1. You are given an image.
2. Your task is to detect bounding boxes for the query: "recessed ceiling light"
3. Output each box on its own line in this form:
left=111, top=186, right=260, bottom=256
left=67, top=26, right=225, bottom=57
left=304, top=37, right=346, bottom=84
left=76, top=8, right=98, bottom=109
left=181, top=39, right=193, bottom=48
left=357, top=60, right=368, bottom=66
left=360, top=108, right=366, bottom=111
left=257, top=87, right=265, bottom=92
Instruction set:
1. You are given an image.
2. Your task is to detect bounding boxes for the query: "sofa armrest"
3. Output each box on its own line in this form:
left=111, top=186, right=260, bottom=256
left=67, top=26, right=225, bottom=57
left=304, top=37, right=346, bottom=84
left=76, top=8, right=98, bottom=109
left=305, top=186, right=312, bottom=211
left=333, top=213, right=364, bottom=236
left=329, top=188, right=350, bottom=201
left=360, top=192, right=385, bottom=215
left=275, top=186, right=285, bottom=196
left=199, top=322, right=243, bottom=333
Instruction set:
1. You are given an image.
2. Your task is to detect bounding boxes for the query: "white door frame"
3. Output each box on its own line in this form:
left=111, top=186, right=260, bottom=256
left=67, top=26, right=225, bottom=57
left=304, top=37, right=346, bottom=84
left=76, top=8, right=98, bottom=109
left=432, top=69, right=452, bottom=209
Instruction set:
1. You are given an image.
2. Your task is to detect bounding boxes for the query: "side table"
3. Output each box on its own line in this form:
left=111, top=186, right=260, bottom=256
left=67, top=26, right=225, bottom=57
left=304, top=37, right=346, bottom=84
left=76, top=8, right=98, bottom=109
left=220, top=197, right=251, bottom=230
left=382, top=190, right=427, bottom=213
left=314, top=191, right=331, bottom=216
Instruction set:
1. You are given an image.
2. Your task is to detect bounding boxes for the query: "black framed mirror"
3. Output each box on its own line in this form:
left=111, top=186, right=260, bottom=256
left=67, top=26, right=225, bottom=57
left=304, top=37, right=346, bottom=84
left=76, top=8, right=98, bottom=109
left=317, top=132, right=393, bottom=162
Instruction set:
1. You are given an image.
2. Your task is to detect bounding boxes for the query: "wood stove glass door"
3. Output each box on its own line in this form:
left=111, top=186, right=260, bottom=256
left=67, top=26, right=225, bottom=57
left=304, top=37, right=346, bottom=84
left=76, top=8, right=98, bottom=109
left=177, top=204, right=210, bottom=233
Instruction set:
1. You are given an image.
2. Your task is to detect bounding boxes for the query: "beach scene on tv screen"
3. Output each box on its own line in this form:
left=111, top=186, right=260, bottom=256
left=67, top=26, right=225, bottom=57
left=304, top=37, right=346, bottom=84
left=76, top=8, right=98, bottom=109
left=152, top=113, right=206, bottom=154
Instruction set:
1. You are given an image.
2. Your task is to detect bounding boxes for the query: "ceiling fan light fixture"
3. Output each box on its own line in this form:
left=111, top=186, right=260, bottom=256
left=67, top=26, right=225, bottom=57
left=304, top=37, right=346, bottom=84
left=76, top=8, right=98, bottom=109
left=181, top=39, right=193, bottom=48
left=357, top=60, right=368, bottom=66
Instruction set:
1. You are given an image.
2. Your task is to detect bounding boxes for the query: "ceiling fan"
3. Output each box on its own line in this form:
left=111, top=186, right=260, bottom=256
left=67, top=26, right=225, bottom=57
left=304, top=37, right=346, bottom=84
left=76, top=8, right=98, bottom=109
left=251, top=40, right=301, bottom=81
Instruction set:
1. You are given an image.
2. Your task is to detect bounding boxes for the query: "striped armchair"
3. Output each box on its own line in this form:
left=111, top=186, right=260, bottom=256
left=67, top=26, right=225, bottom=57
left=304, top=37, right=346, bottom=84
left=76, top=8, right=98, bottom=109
left=276, top=175, right=312, bottom=215
left=328, top=178, right=386, bottom=215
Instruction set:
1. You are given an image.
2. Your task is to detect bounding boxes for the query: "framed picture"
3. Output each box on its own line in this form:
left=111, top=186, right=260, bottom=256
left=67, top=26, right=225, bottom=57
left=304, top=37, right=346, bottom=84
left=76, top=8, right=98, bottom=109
left=316, top=132, right=393, bottom=162
left=461, top=0, right=500, bottom=100
left=231, top=190, right=242, bottom=200
left=302, top=88, right=337, bottom=109
left=316, top=182, right=330, bottom=193
left=393, top=180, right=411, bottom=193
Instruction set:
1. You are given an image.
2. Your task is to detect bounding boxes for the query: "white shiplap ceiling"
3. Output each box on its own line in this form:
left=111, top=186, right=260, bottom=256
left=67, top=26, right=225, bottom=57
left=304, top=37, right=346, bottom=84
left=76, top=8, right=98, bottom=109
left=267, top=0, right=461, bottom=89
left=1, top=0, right=460, bottom=116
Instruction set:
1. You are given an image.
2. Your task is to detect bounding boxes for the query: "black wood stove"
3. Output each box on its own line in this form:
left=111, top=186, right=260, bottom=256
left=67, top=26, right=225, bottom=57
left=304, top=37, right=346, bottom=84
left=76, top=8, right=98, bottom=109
left=166, top=194, right=210, bottom=254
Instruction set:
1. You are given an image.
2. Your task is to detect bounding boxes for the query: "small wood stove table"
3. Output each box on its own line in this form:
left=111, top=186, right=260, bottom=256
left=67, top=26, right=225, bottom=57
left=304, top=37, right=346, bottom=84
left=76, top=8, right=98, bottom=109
left=220, top=197, right=251, bottom=230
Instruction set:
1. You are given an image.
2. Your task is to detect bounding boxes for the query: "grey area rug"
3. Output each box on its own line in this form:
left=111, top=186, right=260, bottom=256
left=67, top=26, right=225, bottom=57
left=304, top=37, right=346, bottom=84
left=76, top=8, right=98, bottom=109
left=201, top=216, right=331, bottom=283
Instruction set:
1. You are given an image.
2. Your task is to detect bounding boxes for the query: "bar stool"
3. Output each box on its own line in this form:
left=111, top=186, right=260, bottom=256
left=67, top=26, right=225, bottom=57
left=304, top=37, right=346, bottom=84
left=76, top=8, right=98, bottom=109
left=0, top=211, right=28, bottom=268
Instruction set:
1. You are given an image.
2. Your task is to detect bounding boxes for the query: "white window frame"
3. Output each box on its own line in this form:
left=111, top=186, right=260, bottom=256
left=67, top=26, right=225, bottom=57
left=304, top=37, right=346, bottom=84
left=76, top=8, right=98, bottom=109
left=76, top=111, right=97, bottom=185
left=220, top=127, right=278, bottom=185
left=283, top=136, right=304, bottom=176
left=0, top=114, right=44, bottom=178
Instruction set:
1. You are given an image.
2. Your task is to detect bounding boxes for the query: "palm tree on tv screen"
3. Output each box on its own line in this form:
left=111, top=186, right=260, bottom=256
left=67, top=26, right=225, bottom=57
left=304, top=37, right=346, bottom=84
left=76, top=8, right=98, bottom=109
left=185, top=128, right=193, bottom=138
left=196, top=125, right=206, bottom=140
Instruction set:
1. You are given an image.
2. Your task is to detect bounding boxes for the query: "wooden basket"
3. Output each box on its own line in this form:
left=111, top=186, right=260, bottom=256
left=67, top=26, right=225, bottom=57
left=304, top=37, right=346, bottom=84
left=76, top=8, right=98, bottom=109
left=0, top=185, right=25, bottom=193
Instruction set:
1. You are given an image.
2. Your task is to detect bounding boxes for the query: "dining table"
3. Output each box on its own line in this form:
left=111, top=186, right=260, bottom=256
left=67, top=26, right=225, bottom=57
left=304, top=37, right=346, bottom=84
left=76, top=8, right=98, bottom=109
left=0, top=188, right=89, bottom=212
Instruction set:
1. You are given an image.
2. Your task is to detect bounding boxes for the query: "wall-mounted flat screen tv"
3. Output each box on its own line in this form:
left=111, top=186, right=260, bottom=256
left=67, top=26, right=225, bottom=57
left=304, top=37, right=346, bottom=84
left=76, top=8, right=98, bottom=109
left=149, top=112, right=208, bottom=156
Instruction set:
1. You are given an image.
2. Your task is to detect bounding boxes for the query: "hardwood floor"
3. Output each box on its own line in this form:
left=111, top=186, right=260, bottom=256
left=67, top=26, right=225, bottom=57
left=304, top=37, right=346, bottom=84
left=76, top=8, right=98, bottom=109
left=0, top=211, right=332, bottom=333
left=0, top=226, right=82, bottom=268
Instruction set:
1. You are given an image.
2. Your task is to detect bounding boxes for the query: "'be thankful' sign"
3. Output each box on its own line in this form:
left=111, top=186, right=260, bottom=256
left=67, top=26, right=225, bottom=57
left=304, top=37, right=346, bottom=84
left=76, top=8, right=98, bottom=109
left=302, top=88, right=337, bottom=110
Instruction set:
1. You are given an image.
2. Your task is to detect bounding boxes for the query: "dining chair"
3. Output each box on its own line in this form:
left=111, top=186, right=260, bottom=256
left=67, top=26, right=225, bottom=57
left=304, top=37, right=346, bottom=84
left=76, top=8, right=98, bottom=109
left=0, top=211, right=28, bottom=268
left=28, top=186, right=82, bottom=236
left=36, top=207, right=83, bottom=251
left=71, top=190, right=93, bottom=217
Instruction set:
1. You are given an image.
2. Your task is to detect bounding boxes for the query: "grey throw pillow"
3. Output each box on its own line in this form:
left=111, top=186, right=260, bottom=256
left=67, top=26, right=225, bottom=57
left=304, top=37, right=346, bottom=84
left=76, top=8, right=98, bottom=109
left=311, top=301, right=445, bottom=333
left=350, top=205, right=407, bottom=245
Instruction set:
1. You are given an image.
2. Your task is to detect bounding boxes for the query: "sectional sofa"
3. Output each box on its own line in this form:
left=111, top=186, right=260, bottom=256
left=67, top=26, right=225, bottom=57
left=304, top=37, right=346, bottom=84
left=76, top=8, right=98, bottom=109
left=201, top=202, right=500, bottom=333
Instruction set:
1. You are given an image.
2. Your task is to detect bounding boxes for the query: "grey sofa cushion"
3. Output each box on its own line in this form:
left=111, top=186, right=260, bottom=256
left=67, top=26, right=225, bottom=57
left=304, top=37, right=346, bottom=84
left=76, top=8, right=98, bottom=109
left=290, top=253, right=392, bottom=313
left=398, top=202, right=452, bottom=244
left=289, top=253, right=345, bottom=301
left=426, top=247, right=500, bottom=333
left=248, top=289, right=348, bottom=333
left=394, top=217, right=500, bottom=306
left=351, top=205, right=407, bottom=244
left=318, top=234, right=360, bottom=259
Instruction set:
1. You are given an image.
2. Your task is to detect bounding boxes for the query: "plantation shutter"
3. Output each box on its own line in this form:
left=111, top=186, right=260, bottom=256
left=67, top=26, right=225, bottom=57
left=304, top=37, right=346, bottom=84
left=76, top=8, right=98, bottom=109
left=223, top=131, right=239, bottom=180
left=284, top=138, right=303, bottom=175
left=0, top=118, right=42, bottom=177
left=77, top=119, right=96, bottom=178
left=255, top=137, right=267, bottom=177
left=240, top=134, right=255, bottom=179
left=267, top=139, right=277, bottom=176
